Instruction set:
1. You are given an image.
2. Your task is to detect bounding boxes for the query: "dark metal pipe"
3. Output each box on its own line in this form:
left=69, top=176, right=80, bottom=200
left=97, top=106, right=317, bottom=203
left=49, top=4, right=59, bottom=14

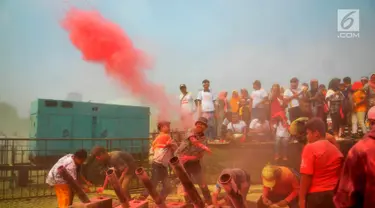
left=106, top=168, right=129, bottom=208
left=169, top=157, right=205, bottom=208
left=57, top=165, right=90, bottom=203
left=135, top=167, right=167, bottom=208
left=219, top=173, right=245, bottom=208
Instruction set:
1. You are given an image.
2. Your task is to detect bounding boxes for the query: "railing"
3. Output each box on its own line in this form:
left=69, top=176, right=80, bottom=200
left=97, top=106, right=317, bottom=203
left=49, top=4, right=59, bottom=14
left=0, top=131, right=186, bottom=200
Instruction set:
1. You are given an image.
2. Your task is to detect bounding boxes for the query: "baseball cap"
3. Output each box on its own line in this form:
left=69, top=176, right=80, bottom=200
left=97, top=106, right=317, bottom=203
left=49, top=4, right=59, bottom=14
left=261, top=164, right=276, bottom=188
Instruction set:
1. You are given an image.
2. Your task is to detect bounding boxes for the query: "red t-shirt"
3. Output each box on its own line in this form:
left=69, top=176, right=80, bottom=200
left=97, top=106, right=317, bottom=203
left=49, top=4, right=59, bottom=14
left=300, top=140, right=343, bottom=193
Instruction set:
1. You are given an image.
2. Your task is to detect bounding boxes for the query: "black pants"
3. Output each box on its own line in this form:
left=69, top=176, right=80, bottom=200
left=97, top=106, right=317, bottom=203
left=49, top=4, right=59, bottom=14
left=330, top=112, right=342, bottom=134
left=306, top=190, right=335, bottom=208
left=183, top=160, right=212, bottom=204
left=288, top=107, right=302, bottom=123
left=257, top=193, right=298, bottom=208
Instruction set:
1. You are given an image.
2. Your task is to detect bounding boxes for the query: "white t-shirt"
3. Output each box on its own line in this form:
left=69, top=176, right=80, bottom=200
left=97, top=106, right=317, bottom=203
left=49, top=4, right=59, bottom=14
left=197, top=90, right=216, bottom=112
left=274, top=122, right=290, bottom=138
left=249, top=119, right=270, bottom=132
left=283, top=88, right=302, bottom=108
left=222, top=118, right=230, bottom=126
left=227, top=120, right=247, bottom=133
left=179, top=92, right=195, bottom=114
left=251, top=89, right=268, bottom=108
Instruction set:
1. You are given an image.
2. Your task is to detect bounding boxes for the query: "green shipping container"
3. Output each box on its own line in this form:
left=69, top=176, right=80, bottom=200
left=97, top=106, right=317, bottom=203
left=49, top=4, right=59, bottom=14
left=29, top=99, right=150, bottom=156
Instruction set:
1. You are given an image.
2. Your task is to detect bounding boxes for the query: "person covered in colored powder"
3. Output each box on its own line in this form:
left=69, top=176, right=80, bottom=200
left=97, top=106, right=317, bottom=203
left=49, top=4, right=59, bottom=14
left=334, top=106, right=375, bottom=207
left=46, top=149, right=90, bottom=208
left=175, top=117, right=213, bottom=205
left=258, top=164, right=299, bottom=208
left=91, top=146, right=136, bottom=201
left=138, top=121, right=177, bottom=200
left=212, top=168, right=251, bottom=208
left=299, top=118, right=343, bottom=208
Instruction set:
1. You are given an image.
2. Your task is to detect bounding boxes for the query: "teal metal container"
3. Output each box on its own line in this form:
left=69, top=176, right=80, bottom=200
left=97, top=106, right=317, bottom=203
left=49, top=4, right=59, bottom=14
left=29, top=99, right=150, bottom=156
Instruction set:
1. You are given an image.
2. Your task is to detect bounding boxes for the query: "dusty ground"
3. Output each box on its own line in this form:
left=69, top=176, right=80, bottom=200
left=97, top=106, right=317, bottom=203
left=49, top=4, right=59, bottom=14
left=0, top=185, right=263, bottom=208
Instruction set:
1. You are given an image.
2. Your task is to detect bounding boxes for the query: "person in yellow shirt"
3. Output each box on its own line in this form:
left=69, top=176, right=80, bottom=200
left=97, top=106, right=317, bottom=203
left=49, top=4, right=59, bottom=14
left=351, top=81, right=367, bottom=138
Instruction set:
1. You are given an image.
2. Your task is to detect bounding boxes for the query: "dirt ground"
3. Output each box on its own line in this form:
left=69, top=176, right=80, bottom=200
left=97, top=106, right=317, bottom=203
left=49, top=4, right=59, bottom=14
left=0, top=184, right=263, bottom=208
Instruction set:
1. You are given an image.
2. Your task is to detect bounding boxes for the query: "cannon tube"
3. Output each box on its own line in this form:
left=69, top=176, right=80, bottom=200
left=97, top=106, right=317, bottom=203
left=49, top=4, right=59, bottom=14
left=169, top=157, right=205, bottom=208
left=219, top=173, right=245, bottom=208
left=135, top=167, right=167, bottom=208
left=57, top=166, right=90, bottom=203
left=106, top=169, right=129, bottom=208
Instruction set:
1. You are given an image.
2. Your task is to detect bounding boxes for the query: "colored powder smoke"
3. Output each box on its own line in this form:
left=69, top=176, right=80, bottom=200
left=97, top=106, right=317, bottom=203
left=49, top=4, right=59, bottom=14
left=61, top=8, right=183, bottom=123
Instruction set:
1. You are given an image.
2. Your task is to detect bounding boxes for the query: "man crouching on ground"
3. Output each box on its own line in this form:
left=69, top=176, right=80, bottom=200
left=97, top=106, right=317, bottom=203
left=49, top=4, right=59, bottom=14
left=46, top=149, right=90, bottom=208
left=91, top=146, right=136, bottom=201
left=258, top=164, right=299, bottom=208
left=212, top=168, right=251, bottom=208
left=175, top=117, right=213, bottom=205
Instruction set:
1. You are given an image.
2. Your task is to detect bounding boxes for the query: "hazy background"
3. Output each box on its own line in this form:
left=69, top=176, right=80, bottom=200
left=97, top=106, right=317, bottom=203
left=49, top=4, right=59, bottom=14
left=0, top=0, right=374, bottom=135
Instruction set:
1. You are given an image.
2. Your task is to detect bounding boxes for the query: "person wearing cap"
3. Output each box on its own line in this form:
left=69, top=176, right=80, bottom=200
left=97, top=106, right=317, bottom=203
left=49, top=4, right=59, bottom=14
left=196, top=79, right=217, bottom=140
left=175, top=117, right=213, bottom=205
left=139, top=121, right=177, bottom=200
left=179, top=84, right=195, bottom=130
left=299, top=118, right=343, bottom=208
left=257, top=164, right=299, bottom=208
left=212, top=168, right=251, bottom=207
left=284, top=77, right=303, bottom=123
left=334, top=106, right=375, bottom=208
left=91, top=146, right=136, bottom=200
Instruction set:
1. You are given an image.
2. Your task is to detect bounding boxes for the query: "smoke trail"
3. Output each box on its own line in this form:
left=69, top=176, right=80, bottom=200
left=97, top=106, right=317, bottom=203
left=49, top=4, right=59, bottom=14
left=61, top=8, right=179, bottom=122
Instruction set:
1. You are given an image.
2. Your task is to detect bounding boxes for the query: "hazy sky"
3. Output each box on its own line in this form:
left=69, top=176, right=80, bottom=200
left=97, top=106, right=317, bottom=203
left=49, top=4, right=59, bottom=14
left=1, top=0, right=374, bottom=117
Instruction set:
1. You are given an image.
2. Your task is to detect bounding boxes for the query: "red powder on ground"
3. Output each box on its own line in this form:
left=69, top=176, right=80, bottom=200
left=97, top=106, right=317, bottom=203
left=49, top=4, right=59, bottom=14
left=61, top=8, right=181, bottom=123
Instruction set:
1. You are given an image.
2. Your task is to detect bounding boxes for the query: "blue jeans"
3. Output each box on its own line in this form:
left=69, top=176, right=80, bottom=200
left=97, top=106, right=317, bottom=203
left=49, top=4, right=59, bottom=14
left=274, top=137, right=288, bottom=157
left=202, top=111, right=216, bottom=139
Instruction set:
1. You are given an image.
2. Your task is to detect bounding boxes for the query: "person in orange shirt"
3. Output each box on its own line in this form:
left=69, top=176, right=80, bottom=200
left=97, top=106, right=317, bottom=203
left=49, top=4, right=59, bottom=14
left=351, top=81, right=367, bottom=138
left=257, top=164, right=299, bottom=208
left=140, top=121, right=177, bottom=200
left=230, top=90, right=240, bottom=113
left=299, top=118, right=343, bottom=208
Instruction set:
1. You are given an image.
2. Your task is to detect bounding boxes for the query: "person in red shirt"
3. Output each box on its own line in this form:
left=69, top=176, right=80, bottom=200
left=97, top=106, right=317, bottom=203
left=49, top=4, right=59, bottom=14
left=258, top=164, right=299, bottom=208
left=299, top=118, right=343, bottom=208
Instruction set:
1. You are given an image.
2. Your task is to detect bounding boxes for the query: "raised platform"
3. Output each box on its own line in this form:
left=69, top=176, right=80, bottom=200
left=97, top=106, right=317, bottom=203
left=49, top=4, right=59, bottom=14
left=203, top=139, right=356, bottom=184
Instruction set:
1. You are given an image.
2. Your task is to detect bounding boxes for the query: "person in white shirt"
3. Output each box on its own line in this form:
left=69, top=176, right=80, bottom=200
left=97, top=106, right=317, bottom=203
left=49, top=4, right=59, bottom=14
left=248, top=114, right=271, bottom=141
left=226, top=113, right=247, bottom=141
left=196, top=79, right=217, bottom=140
left=179, top=84, right=195, bottom=129
left=284, top=77, right=303, bottom=123
left=251, top=80, right=269, bottom=120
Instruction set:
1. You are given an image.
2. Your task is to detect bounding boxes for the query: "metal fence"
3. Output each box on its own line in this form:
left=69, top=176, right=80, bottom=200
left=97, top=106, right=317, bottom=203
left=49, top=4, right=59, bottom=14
left=0, top=131, right=185, bottom=200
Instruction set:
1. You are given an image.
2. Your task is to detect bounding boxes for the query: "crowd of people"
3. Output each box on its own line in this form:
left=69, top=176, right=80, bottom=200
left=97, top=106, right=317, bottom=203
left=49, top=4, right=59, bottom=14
left=45, top=74, right=375, bottom=208
left=179, top=74, right=375, bottom=160
left=46, top=113, right=375, bottom=208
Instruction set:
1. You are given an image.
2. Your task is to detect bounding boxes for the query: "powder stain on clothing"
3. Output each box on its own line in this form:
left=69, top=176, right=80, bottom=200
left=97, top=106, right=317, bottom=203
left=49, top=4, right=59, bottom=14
left=61, top=8, right=180, bottom=122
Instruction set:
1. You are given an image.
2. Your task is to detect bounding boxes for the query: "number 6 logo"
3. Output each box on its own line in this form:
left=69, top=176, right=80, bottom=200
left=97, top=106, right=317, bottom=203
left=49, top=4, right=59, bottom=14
left=341, top=11, right=356, bottom=30
left=337, top=9, right=359, bottom=32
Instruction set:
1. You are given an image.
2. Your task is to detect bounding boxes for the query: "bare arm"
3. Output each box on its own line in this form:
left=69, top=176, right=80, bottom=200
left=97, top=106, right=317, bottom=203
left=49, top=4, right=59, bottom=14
left=299, top=174, right=312, bottom=208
